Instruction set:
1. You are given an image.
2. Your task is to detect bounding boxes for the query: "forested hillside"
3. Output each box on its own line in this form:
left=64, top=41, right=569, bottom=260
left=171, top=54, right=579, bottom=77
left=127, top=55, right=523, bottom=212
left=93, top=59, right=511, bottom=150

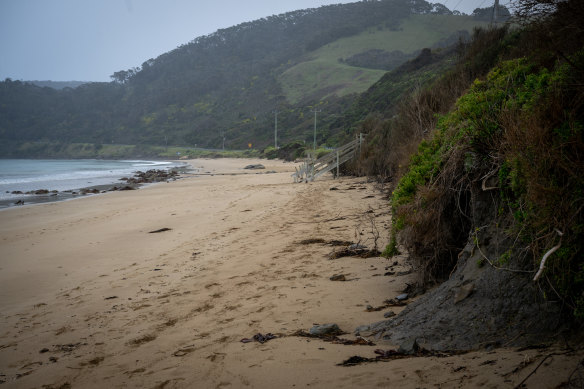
left=0, top=0, right=492, bottom=157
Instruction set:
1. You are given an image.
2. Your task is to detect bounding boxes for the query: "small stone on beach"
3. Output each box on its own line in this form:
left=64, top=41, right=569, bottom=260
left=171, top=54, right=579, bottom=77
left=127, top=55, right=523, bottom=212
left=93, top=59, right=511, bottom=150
left=309, top=323, right=341, bottom=336
left=149, top=228, right=172, bottom=234
left=398, top=338, right=419, bottom=355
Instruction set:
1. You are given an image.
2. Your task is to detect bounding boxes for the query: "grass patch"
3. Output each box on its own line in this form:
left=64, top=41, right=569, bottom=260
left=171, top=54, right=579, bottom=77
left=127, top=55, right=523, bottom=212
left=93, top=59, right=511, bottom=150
left=279, top=14, right=487, bottom=104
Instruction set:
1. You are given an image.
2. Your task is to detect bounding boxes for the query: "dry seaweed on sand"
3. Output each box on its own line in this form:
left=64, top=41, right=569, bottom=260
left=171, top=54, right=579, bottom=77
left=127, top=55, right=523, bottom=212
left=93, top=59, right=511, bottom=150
left=365, top=298, right=408, bottom=312
left=337, top=356, right=374, bottom=366
left=240, top=333, right=277, bottom=344
left=290, top=330, right=375, bottom=346
left=292, top=328, right=345, bottom=339
left=337, top=347, right=468, bottom=366
left=328, top=247, right=381, bottom=259
left=297, top=238, right=353, bottom=246
left=148, top=228, right=172, bottom=234
left=328, top=240, right=354, bottom=247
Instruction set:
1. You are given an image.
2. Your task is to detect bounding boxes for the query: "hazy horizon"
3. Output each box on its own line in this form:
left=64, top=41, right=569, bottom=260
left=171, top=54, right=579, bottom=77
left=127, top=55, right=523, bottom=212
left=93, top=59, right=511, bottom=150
left=1, top=0, right=501, bottom=82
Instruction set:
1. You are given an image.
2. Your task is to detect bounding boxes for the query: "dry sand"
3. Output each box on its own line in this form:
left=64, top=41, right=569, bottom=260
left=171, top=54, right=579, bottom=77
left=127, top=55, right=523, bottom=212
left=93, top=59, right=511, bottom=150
left=0, top=158, right=582, bottom=388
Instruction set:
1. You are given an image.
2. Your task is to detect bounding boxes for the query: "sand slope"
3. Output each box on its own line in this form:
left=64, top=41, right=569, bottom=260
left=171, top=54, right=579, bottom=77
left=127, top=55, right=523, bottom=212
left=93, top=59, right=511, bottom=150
left=0, top=158, right=582, bottom=388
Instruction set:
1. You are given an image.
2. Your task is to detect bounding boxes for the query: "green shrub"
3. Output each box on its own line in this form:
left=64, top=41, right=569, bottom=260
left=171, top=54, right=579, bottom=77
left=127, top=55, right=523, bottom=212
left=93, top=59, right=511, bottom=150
left=390, top=47, right=584, bottom=315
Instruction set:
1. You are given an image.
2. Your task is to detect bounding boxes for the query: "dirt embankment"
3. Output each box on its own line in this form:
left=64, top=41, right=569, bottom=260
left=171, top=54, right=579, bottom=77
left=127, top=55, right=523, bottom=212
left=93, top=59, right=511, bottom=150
left=362, top=189, right=575, bottom=351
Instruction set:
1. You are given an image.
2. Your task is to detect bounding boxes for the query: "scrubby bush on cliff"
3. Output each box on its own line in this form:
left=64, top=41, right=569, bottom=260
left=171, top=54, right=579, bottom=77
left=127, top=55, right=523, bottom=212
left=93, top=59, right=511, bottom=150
left=359, top=0, right=584, bottom=318
left=390, top=42, right=583, bottom=317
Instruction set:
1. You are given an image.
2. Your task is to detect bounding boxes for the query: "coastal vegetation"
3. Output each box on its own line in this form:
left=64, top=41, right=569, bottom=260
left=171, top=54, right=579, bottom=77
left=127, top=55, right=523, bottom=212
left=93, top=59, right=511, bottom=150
left=352, top=0, right=584, bottom=321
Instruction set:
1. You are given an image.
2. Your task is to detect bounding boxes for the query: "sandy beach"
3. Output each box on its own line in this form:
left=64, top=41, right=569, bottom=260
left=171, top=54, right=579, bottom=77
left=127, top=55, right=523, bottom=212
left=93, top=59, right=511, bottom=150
left=1, top=158, right=582, bottom=388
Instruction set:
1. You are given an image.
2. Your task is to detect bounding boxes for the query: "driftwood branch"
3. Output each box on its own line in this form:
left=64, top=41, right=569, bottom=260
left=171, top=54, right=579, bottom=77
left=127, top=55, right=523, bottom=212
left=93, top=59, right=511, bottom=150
left=481, top=169, right=499, bottom=191
left=514, top=349, right=578, bottom=389
left=533, top=229, right=564, bottom=282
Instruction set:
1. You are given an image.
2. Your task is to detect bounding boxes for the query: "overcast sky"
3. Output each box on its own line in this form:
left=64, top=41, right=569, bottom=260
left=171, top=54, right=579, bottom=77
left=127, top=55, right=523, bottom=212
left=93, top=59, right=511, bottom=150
left=0, top=0, right=499, bottom=82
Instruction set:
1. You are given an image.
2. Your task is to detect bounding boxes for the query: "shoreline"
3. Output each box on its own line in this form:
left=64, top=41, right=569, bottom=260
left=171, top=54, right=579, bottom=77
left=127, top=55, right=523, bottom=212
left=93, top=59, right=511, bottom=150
left=0, top=159, right=191, bottom=210
left=0, top=158, right=581, bottom=388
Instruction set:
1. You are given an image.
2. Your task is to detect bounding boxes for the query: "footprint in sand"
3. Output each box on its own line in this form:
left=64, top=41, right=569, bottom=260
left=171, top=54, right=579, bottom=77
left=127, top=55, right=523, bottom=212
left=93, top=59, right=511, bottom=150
left=173, top=345, right=196, bottom=357
left=54, top=326, right=72, bottom=336
left=127, top=334, right=157, bottom=347
left=158, top=318, right=178, bottom=329
left=79, top=356, right=105, bottom=367
left=216, top=336, right=231, bottom=344
left=206, top=352, right=226, bottom=362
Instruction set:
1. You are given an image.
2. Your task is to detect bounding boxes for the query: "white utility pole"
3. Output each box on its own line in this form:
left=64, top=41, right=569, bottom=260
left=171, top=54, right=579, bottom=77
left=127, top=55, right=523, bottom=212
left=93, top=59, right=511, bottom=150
left=310, top=109, right=322, bottom=150
left=273, top=110, right=279, bottom=149
left=491, top=0, right=499, bottom=24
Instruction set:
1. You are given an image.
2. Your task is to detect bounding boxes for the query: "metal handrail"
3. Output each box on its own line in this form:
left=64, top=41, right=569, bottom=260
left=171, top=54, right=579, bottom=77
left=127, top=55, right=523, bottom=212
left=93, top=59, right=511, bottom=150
left=292, top=133, right=365, bottom=182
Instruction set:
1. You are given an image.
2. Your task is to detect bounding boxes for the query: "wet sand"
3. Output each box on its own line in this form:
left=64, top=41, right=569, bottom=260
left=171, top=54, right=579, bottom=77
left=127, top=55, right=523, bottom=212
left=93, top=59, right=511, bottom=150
left=0, top=158, right=582, bottom=388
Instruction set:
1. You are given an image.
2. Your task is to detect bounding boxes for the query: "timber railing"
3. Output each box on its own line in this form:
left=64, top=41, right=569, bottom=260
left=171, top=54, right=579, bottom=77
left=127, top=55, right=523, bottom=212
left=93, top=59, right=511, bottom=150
left=292, top=133, right=365, bottom=183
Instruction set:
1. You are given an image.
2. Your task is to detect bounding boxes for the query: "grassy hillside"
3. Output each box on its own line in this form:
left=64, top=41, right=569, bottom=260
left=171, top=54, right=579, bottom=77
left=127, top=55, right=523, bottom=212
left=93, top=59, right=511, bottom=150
left=279, top=14, right=487, bottom=104
left=316, top=14, right=484, bottom=58
left=279, top=62, right=385, bottom=104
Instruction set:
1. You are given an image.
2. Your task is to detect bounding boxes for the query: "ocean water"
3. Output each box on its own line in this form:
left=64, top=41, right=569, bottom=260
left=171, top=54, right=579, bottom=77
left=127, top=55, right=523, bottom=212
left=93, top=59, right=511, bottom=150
left=0, top=159, right=187, bottom=208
